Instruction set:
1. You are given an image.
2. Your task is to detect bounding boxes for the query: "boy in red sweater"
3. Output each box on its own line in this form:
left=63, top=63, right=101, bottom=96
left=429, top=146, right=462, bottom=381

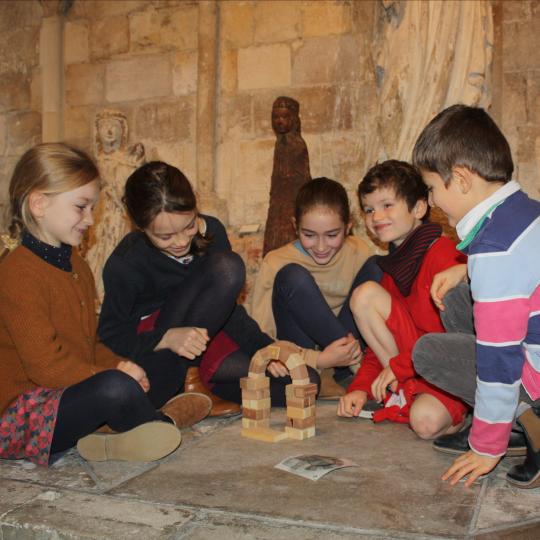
left=338, top=160, right=468, bottom=440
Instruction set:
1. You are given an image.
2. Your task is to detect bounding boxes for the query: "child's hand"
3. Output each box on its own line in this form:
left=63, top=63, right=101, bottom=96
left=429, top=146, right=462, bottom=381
left=337, top=390, right=367, bottom=417
left=371, top=365, right=396, bottom=402
left=318, top=334, right=362, bottom=369
left=430, top=264, right=468, bottom=311
left=155, top=327, right=209, bottom=359
left=442, top=450, right=500, bottom=487
left=116, top=360, right=150, bottom=392
left=267, top=360, right=289, bottom=378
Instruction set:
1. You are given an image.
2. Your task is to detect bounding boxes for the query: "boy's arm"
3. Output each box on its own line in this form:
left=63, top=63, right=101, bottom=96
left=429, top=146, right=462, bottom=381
left=347, top=348, right=382, bottom=398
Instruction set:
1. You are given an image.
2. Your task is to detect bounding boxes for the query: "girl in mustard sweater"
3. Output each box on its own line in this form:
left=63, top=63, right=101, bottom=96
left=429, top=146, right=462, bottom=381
left=0, top=144, right=210, bottom=466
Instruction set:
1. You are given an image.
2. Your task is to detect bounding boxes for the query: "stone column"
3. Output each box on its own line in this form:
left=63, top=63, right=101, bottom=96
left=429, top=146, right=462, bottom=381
left=196, top=0, right=228, bottom=223
left=40, top=14, right=63, bottom=142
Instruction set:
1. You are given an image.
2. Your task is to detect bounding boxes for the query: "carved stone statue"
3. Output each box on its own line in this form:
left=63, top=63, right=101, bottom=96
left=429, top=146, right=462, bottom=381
left=262, top=97, right=311, bottom=256
left=85, top=110, right=145, bottom=304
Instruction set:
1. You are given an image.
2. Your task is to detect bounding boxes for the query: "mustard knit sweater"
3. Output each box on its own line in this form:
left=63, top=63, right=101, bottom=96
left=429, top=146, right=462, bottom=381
left=248, top=236, right=372, bottom=364
left=0, top=246, right=121, bottom=414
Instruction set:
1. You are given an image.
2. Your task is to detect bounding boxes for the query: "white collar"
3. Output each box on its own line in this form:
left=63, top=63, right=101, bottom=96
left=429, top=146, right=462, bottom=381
left=456, top=181, right=520, bottom=240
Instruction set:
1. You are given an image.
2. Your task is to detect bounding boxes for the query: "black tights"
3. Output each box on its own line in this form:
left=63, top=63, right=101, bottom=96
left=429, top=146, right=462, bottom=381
left=136, top=251, right=246, bottom=407
left=50, top=370, right=166, bottom=455
left=210, top=350, right=321, bottom=407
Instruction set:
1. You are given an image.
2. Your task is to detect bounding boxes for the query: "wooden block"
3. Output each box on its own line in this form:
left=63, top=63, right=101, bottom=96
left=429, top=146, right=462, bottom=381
left=286, top=395, right=315, bottom=408
left=284, top=353, right=304, bottom=370
left=259, top=345, right=280, bottom=361
left=289, top=365, right=309, bottom=381
left=291, top=377, right=310, bottom=386
left=302, top=348, right=320, bottom=367
left=289, top=416, right=316, bottom=429
left=242, top=398, right=271, bottom=410
left=241, top=388, right=270, bottom=400
left=287, top=383, right=317, bottom=398
left=241, top=427, right=288, bottom=442
left=240, top=377, right=270, bottom=391
left=242, top=418, right=269, bottom=429
left=243, top=407, right=270, bottom=420
left=286, top=405, right=315, bottom=419
left=285, top=426, right=316, bottom=440
left=247, top=369, right=267, bottom=378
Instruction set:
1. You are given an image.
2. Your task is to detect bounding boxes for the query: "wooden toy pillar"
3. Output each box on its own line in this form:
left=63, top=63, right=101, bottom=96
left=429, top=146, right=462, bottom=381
left=240, top=344, right=317, bottom=442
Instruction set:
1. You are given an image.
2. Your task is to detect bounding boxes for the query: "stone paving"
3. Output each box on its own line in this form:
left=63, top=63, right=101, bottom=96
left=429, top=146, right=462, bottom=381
left=1, top=402, right=539, bottom=540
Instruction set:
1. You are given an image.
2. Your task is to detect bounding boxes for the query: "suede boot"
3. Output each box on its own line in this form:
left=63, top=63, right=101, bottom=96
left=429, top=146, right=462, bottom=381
left=77, top=421, right=181, bottom=462
left=184, top=367, right=241, bottom=417
left=507, top=405, right=540, bottom=489
left=161, top=392, right=212, bottom=428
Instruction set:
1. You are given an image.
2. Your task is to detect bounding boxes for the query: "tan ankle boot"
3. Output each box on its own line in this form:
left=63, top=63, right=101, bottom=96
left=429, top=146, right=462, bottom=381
left=161, top=392, right=212, bottom=428
left=318, top=368, right=346, bottom=400
left=184, top=367, right=241, bottom=417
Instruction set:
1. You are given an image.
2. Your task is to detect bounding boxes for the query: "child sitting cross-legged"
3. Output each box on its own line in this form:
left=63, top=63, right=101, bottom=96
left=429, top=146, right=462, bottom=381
left=337, top=160, right=468, bottom=440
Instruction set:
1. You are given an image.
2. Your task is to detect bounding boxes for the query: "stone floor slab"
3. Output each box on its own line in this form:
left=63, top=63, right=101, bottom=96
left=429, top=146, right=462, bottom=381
left=113, top=403, right=479, bottom=538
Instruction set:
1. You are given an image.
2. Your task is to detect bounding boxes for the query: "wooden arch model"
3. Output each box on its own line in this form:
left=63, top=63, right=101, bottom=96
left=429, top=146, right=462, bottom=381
left=240, top=343, right=317, bottom=442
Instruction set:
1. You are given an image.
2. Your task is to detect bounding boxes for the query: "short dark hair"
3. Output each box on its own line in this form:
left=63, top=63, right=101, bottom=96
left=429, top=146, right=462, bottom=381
left=124, top=161, right=208, bottom=254
left=412, top=104, right=513, bottom=184
left=358, top=160, right=429, bottom=219
left=294, top=177, right=350, bottom=226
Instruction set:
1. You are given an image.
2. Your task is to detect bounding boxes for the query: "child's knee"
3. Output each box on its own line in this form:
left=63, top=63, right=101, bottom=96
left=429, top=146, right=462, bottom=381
left=350, top=280, right=379, bottom=313
left=409, top=400, right=450, bottom=440
left=274, top=263, right=313, bottom=296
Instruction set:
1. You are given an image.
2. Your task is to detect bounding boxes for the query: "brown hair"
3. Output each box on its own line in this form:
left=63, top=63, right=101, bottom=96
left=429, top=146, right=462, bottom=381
left=7, top=143, right=99, bottom=239
left=123, top=161, right=209, bottom=255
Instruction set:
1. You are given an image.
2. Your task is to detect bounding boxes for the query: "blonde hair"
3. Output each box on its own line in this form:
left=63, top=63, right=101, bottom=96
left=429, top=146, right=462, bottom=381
left=8, top=143, right=99, bottom=239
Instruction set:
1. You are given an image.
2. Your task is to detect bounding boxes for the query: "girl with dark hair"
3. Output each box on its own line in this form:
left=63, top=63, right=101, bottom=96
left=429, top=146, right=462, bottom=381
left=250, top=177, right=378, bottom=398
left=98, top=161, right=318, bottom=412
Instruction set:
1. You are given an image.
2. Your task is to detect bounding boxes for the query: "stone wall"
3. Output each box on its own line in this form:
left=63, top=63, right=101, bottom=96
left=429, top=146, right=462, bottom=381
left=0, top=0, right=539, bottom=246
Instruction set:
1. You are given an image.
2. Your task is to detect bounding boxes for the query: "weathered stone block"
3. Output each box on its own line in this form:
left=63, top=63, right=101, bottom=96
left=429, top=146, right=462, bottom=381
left=64, top=106, right=92, bottom=143
left=220, top=47, right=238, bottom=95
left=0, top=72, right=31, bottom=113
left=291, top=86, right=338, bottom=133
left=502, top=0, right=532, bottom=22
left=172, top=50, right=198, bottom=96
left=106, top=55, right=171, bottom=102
left=30, top=67, right=42, bottom=112
left=503, top=19, right=540, bottom=71
left=69, top=0, right=148, bottom=19
left=501, top=72, right=527, bottom=132
left=66, top=63, right=105, bottom=106
left=238, top=44, right=291, bottom=90
left=146, top=141, right=197, bottom=184
left=0, top=1, right=42, bottom=32
left=64, top=20, right=89, bottom=64
left=130, top=6, right=198, bottom=52
left=135, top=99, right=194, bottom=143
left=293, top=35, right=361, bottom=86
left=90, top=15, right=129, bottom=59
left=219, top=96, right=252, bottom=140
left=0, top=27, right=39, bottom=73
left=527, top=71, right=540, bottom=126
left=254, top=1, right=300, bottom=44
left=6, top=111, right=41, bottom=156
left=302, top=1, right=352, bottom=37
left=0, top=115, right=6, bottom=156
left=221, top=1, right=254, bottom=48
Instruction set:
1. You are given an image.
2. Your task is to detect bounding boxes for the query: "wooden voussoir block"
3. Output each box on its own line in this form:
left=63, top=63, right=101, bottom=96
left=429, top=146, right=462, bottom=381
left=288, top=416, right=316, bottom=429
left=286, top=405, right=315, bottom=419
left=289, top=365, right=309, bottom=380
left=242, top=388, right=270, bottom=400
left=243, top=407, right=270, bottom=420
left=292, top=378, right=310, bottom=386
left=242, top=418, right=270, bottom=429
left=242, top=398, right=271, bottom=410
left=240, top=377, right=270, bottom=391
left=285, top=426, right=316, bottom=440
left=241, top=427, right=288, bottom=442
left=286, top=383, right=317, bottom=398
left=285, top=353, right=304, bottom=370
left=260, top=345, right=280, bottom=360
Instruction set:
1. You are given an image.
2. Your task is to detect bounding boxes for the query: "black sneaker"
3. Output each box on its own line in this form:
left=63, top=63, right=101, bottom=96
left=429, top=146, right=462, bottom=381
left=433, top=425, right=527, bottom=457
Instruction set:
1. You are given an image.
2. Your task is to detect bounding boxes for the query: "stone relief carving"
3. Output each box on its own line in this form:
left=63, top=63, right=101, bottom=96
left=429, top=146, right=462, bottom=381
left=262, top=96, right=311, bottom=256
left=85, top=110, right=145, bottom=304
left=366, top=0, right=493, bottom=165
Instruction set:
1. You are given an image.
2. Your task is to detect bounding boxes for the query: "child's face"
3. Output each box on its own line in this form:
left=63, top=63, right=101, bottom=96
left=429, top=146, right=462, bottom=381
left=361, top=186, right=426, bottom=246
left=296, top=205, right=350, bottom=265
left=31, top=180, right=99, bottom=247
left=421, top=171, right=468, bottom=227
left=144, top=210, right=199, bottom=258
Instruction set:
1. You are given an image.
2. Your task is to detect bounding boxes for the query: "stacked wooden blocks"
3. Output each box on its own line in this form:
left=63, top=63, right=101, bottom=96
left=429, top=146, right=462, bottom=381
left=240, top=345, right=317, bottom=442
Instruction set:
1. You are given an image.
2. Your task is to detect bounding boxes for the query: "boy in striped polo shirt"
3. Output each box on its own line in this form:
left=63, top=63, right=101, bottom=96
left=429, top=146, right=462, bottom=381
left=412, top=104, right=540, bottom=488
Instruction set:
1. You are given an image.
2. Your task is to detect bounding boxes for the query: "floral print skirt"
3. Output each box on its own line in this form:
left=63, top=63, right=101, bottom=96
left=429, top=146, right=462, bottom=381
left=0, top=387, right=63, bottom=467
